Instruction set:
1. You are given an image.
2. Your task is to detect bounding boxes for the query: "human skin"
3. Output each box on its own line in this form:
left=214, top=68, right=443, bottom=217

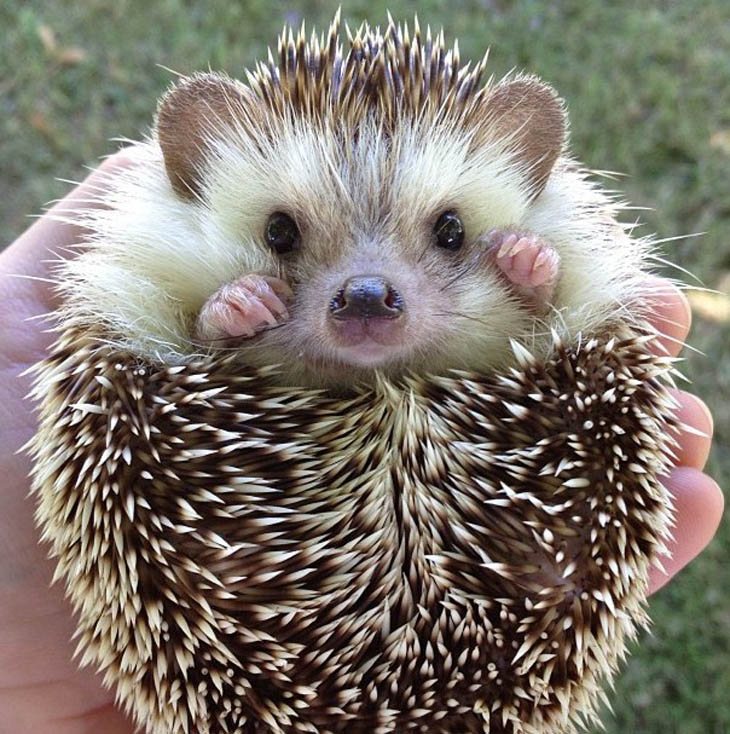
left=0, top=151, right=723, bottom=733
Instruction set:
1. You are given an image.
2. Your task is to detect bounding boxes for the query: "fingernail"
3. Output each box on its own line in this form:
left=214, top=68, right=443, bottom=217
left=686, top=393, right=714, bottom=437
left=677, top=288, right=692, bottom=333
left=645, top=275, right=692, bottom=333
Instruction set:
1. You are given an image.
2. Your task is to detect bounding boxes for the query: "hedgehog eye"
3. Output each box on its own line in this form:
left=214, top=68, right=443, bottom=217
left=265, top=212, right=299, bottom=254
left=433, top=211, right=464, bottom=251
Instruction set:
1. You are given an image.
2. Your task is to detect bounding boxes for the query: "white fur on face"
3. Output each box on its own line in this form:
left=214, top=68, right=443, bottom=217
left=59, top=113, right=650, bottom=385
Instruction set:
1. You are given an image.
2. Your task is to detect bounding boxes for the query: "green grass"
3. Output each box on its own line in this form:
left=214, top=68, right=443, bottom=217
left=2, top=0, right=728, bottom=731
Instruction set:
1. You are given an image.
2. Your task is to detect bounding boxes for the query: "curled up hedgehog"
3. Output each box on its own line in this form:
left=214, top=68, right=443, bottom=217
left=28, top=12, right=686, bottom=734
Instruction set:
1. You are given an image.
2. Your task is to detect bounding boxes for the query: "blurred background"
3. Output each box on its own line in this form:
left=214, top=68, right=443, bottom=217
left=1, top=0, right=727, bottom=731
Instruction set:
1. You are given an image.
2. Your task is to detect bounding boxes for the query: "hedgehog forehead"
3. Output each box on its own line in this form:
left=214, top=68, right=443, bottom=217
left=206, top=112, right=527, bottom=263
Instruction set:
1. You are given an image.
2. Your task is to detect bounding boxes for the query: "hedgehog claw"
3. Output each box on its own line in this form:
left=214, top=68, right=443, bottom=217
left=497, top=233, right=519, bottom=259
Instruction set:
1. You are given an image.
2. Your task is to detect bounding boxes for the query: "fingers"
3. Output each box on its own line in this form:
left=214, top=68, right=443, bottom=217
left=643, top=275, right=692, bottom=358
left=645, top=389, right=719, bottom=595
left=640, top=275, right=723, bottom=595
left=633, top=279, right=710, bottom=469
left=647, top=467, right=724, bottom=595
left=644, top=388, right=717, bottom=597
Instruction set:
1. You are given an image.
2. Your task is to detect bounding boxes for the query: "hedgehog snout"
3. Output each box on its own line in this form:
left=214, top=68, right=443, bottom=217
left=329, top=276, right=404, bottom=321
left=323, top=275, right=407, bottom=358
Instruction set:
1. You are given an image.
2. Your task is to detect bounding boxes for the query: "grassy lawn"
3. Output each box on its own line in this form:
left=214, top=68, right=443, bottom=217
left=2, top=0, right=728, bottom=731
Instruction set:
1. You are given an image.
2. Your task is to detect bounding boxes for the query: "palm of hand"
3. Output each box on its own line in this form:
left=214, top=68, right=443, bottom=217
left=0, top=154, right=722, bottom=734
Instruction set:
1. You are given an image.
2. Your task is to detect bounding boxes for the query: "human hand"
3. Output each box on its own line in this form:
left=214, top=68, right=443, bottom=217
left=0, top=152, right=136, bottom=733
left=0, top=156, right=723, bottom=732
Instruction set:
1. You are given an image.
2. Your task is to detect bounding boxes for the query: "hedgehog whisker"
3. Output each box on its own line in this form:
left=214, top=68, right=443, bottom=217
left=433, top=309, right=493, bottom=330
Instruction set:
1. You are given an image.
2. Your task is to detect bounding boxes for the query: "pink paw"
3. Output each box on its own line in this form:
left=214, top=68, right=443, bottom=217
left=485, top=230, right=560, bottom=310
left=195, top=274, right=292, bottom=344
left=490, top=231, right=559, bottom=288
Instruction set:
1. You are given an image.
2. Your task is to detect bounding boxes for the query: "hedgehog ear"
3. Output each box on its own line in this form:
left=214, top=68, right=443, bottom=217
left=483, top=77, right=567, bottom=199
left=156, top=73, right=246, bottom=198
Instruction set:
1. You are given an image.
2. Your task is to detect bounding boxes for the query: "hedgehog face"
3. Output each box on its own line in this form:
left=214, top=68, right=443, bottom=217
left=190, top=112, right=548, bottom=385
left=59, top=18, right=647, bottom=388
left=141, top=46, right=569, bottom=387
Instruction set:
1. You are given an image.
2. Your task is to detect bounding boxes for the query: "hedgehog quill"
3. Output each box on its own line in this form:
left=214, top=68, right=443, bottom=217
left=28, top=12, right=684, bottom=734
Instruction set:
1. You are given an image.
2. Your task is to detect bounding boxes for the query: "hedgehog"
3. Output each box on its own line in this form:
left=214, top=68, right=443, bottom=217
left=27, top=12, right=683, bottom=734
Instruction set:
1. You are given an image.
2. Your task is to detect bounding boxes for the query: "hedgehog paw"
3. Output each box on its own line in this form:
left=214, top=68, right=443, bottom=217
left=487, top=230, right=560, bottom=311
left=195, top=274, right=292, bottom=344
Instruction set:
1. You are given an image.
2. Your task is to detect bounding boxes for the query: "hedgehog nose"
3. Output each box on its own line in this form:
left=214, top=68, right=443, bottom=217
left=329, top=276, right=404, bottom=320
